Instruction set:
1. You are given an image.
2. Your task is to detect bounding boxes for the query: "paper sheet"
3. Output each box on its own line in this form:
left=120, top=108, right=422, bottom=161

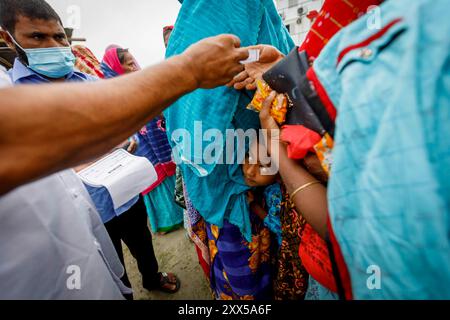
left=78, top=149, right=157, bottom=209
left=240, top=49, right=260, bottom=64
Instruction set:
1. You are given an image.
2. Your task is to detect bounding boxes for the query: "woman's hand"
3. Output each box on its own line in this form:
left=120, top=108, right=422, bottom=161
left=115, top=138, right=138, bottom=154
left=259, top=91, right=284, bottom=163
left=247, top=191, right=255, bottom=204
left=227, top=45, right=285, bottom=90
left=303, top=153, right=328, bottom=183
left=126, top=138, right=138, bottom=154
left=259, top=91, right=281, bottom=138
left=247, top=191, right=269, bottom=221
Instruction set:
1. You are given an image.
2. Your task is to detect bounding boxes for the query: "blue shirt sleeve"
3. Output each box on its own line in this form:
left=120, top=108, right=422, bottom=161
left=84, top=184, right=139, bottom=224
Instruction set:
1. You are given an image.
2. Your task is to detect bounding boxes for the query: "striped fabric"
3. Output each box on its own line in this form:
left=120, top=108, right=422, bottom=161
left=135, top=118, right=176, bottom=195
left=72, top=45, right=104, bottom=78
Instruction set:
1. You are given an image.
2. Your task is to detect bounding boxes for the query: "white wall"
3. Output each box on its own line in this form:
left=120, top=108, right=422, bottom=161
left=275, top=0, right=324, bottom=45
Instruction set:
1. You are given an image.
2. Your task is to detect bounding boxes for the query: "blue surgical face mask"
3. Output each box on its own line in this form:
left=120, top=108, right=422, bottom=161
left=8, top=32, right=76, bottom=79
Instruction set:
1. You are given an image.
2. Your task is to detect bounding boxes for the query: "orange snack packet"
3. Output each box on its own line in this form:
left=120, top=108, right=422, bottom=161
left=247, top=79, right=288, bottom=124
left=313, top=133, right=334, bottom=175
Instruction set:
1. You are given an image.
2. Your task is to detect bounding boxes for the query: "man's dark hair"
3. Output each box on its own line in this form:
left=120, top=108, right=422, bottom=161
left=0, top=0, right=63, bottom=34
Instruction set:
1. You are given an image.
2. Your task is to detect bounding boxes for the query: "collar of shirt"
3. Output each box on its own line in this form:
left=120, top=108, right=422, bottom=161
left=8, top=58, right=96, bottom=84
left=0, top=65, right=12, bottom=87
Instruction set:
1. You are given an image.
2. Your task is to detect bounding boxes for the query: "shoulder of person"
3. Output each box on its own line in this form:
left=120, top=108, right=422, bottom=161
left=73, top=70, right=100, bottom=82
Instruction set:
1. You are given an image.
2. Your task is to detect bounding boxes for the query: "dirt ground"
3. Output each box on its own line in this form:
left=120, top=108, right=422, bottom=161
left=122, top=228, right=213, bottom=300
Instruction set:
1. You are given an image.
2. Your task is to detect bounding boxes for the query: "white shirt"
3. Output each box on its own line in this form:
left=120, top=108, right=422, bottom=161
left=0, top=67, right=129, bottom=299
left=0, top=65, right=11, bottom=85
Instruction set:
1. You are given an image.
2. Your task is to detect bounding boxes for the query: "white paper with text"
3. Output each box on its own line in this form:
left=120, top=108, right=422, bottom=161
left=78, top=149, right=157, bottom=209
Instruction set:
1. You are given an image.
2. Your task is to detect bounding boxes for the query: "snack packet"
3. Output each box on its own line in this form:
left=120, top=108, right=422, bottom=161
left=313, top=133, right=334, bottom=175
left=247, top=79, right=288, bottom=124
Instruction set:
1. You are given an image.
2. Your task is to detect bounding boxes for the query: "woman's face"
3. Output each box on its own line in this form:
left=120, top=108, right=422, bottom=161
left=163, top=29, right=172, bottom=48
left=121, top=51, right=138, bottom=74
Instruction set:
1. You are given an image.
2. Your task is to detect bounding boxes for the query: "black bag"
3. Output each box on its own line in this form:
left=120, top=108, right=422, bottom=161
left=263, top=47, right=335, bottom=137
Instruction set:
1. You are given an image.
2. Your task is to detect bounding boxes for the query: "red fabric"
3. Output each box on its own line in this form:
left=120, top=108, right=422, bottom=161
left=307, top=10, right=319, bottom=21
left=141, top=162, right=176, bottom=195
left=327, top=216, right=353, bottom=300
left=299, top=224, right=337, bottom=293
left=195, top=245, right=210, bottom=278
left=163, top=25, right=174, bottom=32
left=306, top=68, right=337, bottom=121
left=337, top=18, right=403, bottom=64
left=281, top=125, right=322, bottom=159
left=299, top=0, right=383, bottom=60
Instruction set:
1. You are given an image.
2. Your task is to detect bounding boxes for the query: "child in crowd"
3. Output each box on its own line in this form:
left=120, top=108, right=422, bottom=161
left=194, top=139, right=280, bottom=300
left=243, top=138, right=283, bottom=247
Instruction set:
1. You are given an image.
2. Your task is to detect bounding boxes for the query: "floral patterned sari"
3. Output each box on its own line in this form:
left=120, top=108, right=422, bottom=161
left=273, top=190, right=310, bottom=300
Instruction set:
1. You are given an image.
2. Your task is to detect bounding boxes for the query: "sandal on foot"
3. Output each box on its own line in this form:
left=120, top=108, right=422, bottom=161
left=156, top=272, right=180, bottom=294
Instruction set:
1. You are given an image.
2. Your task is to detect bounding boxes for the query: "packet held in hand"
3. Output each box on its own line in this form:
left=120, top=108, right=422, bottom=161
left=247, top=79, right=289, bottom=124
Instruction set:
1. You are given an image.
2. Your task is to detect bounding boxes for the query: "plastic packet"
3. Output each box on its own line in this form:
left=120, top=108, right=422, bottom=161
left=247, top=79, right=288, bottom=124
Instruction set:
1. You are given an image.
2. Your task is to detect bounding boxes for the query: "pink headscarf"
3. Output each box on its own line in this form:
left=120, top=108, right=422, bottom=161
left=102, top=47, right=125, bottom=75
left=163, top=25, right=174, bottom=33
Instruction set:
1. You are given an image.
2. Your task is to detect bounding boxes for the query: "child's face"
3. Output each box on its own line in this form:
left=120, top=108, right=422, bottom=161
left=242, top=141, right=278, bottom=187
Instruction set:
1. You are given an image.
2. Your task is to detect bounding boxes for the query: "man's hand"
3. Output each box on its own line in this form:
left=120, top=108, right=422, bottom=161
left=181, top=34, right=250, bottom=89
left=228, top=45, right=284, bottom=91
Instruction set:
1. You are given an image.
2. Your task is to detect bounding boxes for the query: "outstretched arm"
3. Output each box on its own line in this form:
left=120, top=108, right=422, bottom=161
left=0, top=34, right=249, bottom=195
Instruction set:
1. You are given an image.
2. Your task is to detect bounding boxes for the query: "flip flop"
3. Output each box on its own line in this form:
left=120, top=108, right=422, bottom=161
left=157, top=272, right=180, bottom=294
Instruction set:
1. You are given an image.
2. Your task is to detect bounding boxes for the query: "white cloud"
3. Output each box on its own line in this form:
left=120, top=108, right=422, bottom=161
left=46, top=0, right=181, bottom=67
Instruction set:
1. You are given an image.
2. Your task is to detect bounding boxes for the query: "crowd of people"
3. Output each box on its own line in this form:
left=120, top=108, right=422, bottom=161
left=0, top=0, right=449, bottom=300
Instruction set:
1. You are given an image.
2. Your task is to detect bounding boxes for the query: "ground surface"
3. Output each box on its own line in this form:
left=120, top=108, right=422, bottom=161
left=123, top=228, right=213, bottom=300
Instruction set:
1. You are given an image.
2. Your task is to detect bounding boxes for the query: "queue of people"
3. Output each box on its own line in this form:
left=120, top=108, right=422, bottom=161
left=0, top=0, right=449, bottom=301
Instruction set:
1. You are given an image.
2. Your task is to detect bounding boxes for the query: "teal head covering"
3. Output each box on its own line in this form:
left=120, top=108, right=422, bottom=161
left=165, top=0, right=294, bottom=241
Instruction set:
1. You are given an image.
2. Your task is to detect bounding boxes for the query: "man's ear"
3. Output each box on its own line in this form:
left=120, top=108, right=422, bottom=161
left=0, top=29, right=16, bottom=52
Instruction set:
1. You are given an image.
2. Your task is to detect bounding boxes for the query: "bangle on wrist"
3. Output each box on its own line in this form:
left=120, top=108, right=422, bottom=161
left=290, top=181, right=321, bottom=200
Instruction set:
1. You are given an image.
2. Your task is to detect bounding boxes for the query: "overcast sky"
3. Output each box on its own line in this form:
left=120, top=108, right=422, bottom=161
left=46, top=0, right=182, bottom=67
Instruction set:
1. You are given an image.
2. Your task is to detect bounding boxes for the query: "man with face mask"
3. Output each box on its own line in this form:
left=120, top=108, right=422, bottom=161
left=1, top=1, right=92, bottom=84
left=0, top=0, right=137, bottom=300
left=2, top=0, right=187, bottom=298
left=0, top=0, right=251, bottom=299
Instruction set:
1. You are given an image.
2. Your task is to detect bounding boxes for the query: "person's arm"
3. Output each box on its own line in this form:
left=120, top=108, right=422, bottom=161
left=259, top=92, right=328, bottom=238
left=230, top=45, right=329, bottom=236
left=73, top=138, right=137, bottom=173
left=0, top=34, right=249, bottom=195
